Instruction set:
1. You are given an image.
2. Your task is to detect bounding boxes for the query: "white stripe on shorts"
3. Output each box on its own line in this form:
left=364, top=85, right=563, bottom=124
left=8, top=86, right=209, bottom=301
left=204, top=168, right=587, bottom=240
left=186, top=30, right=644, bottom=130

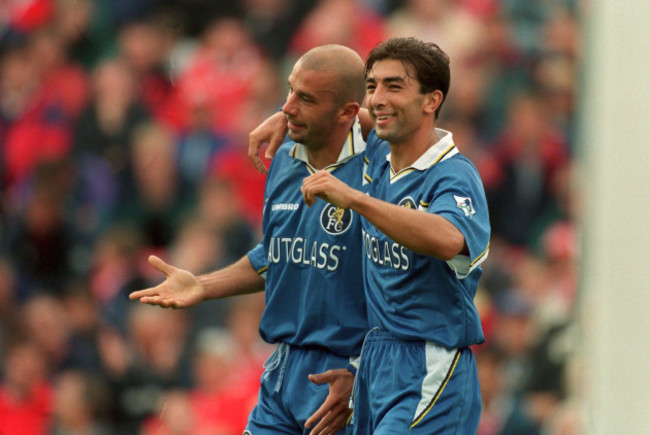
left=413, top=342, right=458, bottom=423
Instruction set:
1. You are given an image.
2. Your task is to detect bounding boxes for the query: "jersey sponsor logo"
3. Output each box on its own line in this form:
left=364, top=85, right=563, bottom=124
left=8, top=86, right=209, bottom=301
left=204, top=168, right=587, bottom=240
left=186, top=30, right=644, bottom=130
left=320, top=204, right=353, bottom=235
left=453, top=195, right=476, bottom=217
left=362, top=229, right=410, bottom=270
left=398, top=197, right=417, bottom=209
left=267, top=236, right=345, bottom=271
left=271, top=203, right=300, bottom=211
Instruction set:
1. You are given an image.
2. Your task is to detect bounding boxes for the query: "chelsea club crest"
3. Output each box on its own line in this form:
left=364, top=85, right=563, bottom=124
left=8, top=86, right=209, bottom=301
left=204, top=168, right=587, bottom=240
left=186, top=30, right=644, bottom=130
left=320, top=204, right=353, bottom=235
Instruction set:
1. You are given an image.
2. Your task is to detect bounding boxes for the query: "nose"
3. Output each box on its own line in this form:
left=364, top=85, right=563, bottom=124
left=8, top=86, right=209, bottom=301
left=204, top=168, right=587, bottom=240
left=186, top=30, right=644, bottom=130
left=282, top=92, right=298, bottom=116
left=367, top=85, right=386, bottom=109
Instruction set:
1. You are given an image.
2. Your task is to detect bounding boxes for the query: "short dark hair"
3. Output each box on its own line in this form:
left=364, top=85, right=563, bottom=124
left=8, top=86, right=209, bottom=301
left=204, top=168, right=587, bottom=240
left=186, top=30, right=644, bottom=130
left=365, top=37, right=450, bottom=119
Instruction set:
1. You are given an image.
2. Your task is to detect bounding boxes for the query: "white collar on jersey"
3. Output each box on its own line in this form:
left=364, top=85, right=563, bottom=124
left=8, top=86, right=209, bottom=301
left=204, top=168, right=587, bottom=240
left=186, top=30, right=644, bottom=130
left=386, top=128, right=458, bottom=172
left=290, top=118, right=367, bottom=171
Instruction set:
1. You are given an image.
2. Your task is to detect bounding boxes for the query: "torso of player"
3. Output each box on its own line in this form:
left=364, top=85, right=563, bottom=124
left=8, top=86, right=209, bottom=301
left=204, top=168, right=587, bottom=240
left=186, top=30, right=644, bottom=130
left=362, top=131, right=488, bottom=349
left=258, top=143, right=368, bottom=356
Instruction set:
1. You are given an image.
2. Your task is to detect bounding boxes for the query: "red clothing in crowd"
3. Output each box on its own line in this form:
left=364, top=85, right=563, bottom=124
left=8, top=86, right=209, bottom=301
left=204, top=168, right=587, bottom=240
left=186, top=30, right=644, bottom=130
left=0, top=383, right=53, bottom=435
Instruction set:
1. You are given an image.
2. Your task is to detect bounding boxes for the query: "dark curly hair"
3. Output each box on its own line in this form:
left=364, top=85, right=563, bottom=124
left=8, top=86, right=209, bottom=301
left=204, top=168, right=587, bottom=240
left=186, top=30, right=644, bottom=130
left=365, top=37, right=450, bottom=119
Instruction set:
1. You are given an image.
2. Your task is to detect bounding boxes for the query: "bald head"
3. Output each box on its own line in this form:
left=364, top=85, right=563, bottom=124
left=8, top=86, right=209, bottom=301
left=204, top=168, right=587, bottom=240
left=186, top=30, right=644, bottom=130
left=297, top=45, right=366, bottom=106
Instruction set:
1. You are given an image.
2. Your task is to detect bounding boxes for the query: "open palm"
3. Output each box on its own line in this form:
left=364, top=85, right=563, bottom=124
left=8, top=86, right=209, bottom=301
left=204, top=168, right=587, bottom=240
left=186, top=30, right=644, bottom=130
left=129, top=255, right=205, bottom=308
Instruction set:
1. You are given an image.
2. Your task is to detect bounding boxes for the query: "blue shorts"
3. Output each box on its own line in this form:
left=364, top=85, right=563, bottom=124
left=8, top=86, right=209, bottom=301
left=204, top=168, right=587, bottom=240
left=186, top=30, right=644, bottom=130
left=245, top=343, right=353, bottom=435
left=352, top=330, right=481, bottom=435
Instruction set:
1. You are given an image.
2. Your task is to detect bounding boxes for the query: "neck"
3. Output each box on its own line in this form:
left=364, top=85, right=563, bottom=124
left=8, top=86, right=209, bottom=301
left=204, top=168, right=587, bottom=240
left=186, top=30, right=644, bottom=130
left=307, top=143, right=344, bottom=170
left=389, top=125, right=438, bottom=173
left=306, top=126, right=351, bottom=170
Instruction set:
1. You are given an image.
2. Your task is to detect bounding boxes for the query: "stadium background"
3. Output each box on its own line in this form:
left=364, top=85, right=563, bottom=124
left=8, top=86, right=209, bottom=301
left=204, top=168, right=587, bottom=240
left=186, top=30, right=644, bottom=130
left=0, top=0, right=610, bottom=433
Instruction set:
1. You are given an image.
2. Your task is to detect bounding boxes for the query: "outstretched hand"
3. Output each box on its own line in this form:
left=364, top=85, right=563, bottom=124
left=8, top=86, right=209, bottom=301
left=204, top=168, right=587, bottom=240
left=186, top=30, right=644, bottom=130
left=128, top=255, right=205, bottom=308
left=304, top=368, right=354, bottom=435
left=249, top=111, right=288, bottom=174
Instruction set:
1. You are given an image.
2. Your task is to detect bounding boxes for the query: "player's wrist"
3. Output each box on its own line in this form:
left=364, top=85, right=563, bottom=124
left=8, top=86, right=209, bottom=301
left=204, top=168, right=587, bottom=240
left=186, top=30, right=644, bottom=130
left=195, top=275, right=211, bottom=302
left=347, top=188, right=368, bottom=214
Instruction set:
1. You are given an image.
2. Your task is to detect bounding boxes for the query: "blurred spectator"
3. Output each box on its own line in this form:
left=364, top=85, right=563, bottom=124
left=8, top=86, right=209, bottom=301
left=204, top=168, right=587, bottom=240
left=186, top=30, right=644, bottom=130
left=1, top=161, right=77, bottom=297
left=0, top=0, right=55, bottom=35
left=209, top=155, right=266, bottom=228
left=142, top=302, right=267, bottom=435
left=101, top=304, right=192, bottom=432
left=288, top=0, right=386, bottom=60
left=501, top=0, right=550, bottom=56
left=88, top=224, right=145, bottom=308
left=161, top=215, right=232, bottom=332
left=72, top=57, right=151, bottom=240
left=241, top=0, right=314, bottom=61
left=388, top=0, right=484, bottom=71
left=194, top=177, right=259, bottom=257
left=50, top=369, right=112, bottom=435
left=0, top=37, right=80, bottom=192
left=141, top=389, right=198, bottom=435
left=462, top=10, right=532, bottom=141
left=487, top=290, right=543, bottom=434
left=174, top=17, right=268, bottom=134
left=105, top=0, right=159, bottom=31
left=27, top=25, right=89, bottom=119
left=491, top=289, right=536, bottom=392
left=51, top=0, right=115, bottom=68
left=114, top=120, right=194, bottom=248
left=476, top=345, right=506, bottom=435
left=535, top=52, right=577, bottom=144
left=483, top=91, right=570, bottom=247
left=223, top=294, right=271, bottom=409
left=0, top=257, right=20, bottom=356
left=541, top=7, right=580, bottom=59
left=536, top=8, right=580, bottom=146
left=521, top=321, right=574, bottom=433
left=0, top=342, right=53, bottom=435
left=536, top=221, right=578, bottom=322
left=21, top=294, right=73, bottom=373
left=116, top=14, right=180, bottom=126
left=439, top=66, right=492, bottom=142
left=188, top=327, right=251, bottom=434
left=151, top=0, right=244, bottom=38
left=175, top=100, right=233, bottom=191
left=61, top=281, right=108, bottom=374
left=166, top=217, right=223, bottom=276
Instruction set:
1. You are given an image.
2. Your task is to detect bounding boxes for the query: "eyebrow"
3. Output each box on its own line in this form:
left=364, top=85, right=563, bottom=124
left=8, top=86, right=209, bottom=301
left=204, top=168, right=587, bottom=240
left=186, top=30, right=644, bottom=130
left=365, top=75, right=407, bottom=84
left=288, top=80, right=318, bottom=100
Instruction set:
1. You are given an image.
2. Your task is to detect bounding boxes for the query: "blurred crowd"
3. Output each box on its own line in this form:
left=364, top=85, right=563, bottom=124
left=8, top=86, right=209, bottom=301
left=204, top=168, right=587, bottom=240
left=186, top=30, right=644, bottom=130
left=0, top=0, right=582, bottom=434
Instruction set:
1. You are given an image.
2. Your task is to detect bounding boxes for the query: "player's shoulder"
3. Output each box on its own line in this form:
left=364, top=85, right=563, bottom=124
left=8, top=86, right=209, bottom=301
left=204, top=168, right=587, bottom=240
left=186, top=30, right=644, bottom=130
left=267, top=141, right=298, bottom=170
left=275, top=141, right=297, bottom=158
left=437, top=152, right=480, bottom=175
left=421, top=153, right=485, bottom=194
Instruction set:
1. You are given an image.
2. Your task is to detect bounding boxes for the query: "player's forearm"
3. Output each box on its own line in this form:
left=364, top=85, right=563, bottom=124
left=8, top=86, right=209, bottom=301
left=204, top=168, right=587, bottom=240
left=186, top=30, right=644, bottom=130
left=349, top=192, right=465, bottom=260
left=196, top=255, right=265, bottom=300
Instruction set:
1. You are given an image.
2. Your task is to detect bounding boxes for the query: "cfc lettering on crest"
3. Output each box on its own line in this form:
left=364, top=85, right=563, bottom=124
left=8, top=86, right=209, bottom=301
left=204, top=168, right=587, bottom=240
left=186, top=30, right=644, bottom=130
left=320, top=204, right=353, bottom=235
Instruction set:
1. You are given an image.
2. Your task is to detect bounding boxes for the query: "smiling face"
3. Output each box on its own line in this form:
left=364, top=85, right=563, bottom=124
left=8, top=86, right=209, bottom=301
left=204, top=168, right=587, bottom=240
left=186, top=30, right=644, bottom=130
left=365, top=59, right=440, bottom=147
left=282, top=61, right=342, bottom=151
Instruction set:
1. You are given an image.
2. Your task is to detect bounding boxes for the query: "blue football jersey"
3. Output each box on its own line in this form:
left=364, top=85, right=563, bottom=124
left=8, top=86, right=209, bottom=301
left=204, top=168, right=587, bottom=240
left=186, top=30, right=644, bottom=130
left=362, top=128, right=490, bottom=349
left=248, top=122, right=368, bottom=357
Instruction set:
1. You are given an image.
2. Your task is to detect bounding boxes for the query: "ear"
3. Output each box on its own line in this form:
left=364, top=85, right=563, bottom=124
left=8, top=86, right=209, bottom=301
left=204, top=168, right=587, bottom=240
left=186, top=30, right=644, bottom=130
left=338, top=102, right=360, bottom=122
left=423, top=90, right=444, bottom=115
